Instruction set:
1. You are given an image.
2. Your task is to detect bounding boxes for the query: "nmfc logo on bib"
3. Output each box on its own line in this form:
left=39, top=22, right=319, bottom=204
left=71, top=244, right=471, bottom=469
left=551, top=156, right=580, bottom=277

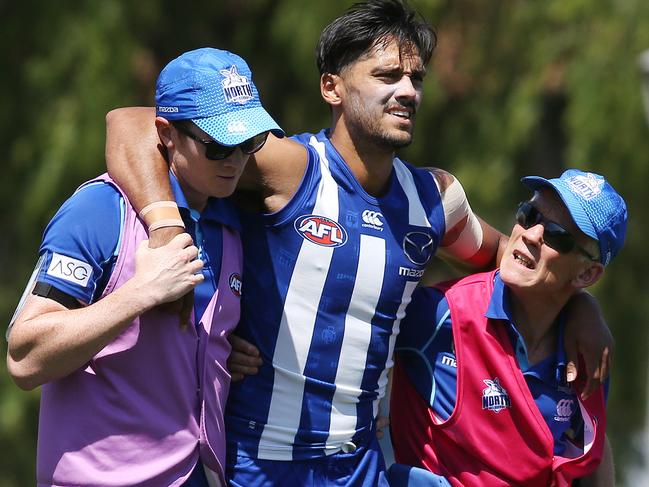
left=295, top=215, right=348, bottom=248
left=481, top=378, right=511, bottom=413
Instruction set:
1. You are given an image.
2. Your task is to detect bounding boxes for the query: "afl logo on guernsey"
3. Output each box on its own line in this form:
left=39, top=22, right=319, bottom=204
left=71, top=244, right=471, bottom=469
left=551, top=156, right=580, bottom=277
left=294, top=214, right=348, bottom=248
left=229, top=273, right=242, bottom=297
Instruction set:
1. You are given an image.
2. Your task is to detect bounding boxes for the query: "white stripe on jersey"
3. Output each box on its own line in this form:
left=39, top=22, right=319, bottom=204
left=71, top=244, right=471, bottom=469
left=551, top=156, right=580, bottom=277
left=393, top=160, right=432, bottom=228
left=257, top=136, right=339, bottom=460
left=375, top=280, right=418, bottom=419
left=325, top=234, right=386, bottom=453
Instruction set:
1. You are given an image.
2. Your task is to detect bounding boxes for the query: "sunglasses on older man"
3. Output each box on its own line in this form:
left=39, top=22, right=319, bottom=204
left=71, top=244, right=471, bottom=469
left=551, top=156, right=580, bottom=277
left=515, top=201, right=598, bottom=261
left=174, top=122, right=269, bottom=160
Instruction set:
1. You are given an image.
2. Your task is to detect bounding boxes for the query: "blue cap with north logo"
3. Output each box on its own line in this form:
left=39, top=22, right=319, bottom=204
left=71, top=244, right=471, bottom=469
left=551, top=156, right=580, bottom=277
left=155, top=47, right=283, bottom=145
left=522, top=169, right=627, bottom=266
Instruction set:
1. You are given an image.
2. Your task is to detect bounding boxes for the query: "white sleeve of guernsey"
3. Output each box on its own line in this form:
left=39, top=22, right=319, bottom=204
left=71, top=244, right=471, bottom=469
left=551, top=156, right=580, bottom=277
left=434, top=175, right=484, bottom=260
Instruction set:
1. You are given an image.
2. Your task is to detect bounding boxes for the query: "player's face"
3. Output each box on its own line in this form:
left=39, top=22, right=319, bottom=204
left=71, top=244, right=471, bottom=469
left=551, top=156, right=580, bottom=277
left=500, top=189, right=593, bottom=296
left=170, top=124, right=250, bottom=208
left=337, top=38, right=425, bottom=150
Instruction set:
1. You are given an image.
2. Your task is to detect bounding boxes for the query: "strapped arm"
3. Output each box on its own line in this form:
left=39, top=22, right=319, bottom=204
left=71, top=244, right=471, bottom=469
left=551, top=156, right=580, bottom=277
left=429, top=168, right=508, bottom=272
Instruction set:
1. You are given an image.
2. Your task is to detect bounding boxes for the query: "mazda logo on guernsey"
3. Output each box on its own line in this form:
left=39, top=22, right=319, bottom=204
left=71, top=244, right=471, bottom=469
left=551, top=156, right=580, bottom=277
left=403, top=232, right=434, bottom=265
left=295, top=214, right=348, bottom=248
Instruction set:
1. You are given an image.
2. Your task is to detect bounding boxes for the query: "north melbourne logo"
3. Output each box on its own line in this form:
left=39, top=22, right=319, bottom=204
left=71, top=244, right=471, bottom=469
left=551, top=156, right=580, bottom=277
left=481, top=378, right=511, bottom=413
left=566, top=173, right=605, bottom=201
left=220, top=65, right=253, bottom=104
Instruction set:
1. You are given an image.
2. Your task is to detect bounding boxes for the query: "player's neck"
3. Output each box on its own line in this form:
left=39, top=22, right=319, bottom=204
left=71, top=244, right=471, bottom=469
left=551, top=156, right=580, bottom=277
left=329, top=124, right=394, bottom=197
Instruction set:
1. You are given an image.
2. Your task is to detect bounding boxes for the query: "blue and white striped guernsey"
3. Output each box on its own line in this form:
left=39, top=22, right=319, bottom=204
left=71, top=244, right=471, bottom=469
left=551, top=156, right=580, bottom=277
left=225, top=129, right=446, bottom=461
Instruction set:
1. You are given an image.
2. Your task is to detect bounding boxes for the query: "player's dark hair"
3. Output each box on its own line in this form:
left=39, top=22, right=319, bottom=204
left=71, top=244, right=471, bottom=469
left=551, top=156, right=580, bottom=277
left=316, top=0, right=436, bottom=75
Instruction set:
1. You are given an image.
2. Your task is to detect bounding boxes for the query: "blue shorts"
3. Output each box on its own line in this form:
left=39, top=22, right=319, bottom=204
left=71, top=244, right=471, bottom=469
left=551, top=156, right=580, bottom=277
left=227, top=436, right=388, bottom=486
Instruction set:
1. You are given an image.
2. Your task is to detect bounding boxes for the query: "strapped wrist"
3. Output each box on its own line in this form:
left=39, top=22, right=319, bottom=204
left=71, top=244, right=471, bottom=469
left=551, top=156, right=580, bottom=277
left=139, top=201, right=184, bottom=230
left=148, top=218, right=186, bottom=232
left=139, top=201, right=185, bottom=232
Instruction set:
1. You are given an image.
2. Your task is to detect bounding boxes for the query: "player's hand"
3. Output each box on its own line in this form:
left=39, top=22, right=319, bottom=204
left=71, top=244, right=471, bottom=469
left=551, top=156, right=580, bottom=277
left=564, top=292, right=613, bottom=399
left=228, top=334, right=262, bottom=382
left=148, top=226, right=196, bottom=328
left=375, top=415, right=390, bottom=440
left=133, top=233, right=203, bottom=307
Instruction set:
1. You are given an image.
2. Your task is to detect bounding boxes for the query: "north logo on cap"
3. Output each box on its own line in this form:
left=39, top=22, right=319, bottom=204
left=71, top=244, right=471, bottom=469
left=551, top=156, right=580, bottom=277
left=220, top=65, right=253, bottom=105
left=566, top=173, right=605, bottom=201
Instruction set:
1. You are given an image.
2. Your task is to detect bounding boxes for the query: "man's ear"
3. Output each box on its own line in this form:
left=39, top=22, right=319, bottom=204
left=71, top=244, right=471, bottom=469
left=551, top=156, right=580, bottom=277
left=572, top=262, right=605, bottom=289
left=155, top=117, right=174, bottom=150
left=320, top=73, right=343, bottom=107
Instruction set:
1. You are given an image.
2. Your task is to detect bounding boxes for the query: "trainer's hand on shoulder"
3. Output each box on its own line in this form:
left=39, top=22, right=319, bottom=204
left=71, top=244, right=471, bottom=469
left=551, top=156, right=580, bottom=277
left=133, top=233, right=204, bottom=306
left=148, top=226, right=196, bottom=328
left=564, top=292, right=613, bottom=399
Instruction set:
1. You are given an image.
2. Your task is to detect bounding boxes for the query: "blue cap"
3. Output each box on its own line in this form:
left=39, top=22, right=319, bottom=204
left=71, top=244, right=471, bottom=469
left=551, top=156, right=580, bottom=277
left=155, top=48, right=284, bottom=145
left=522, top=169, right=627, bottom=266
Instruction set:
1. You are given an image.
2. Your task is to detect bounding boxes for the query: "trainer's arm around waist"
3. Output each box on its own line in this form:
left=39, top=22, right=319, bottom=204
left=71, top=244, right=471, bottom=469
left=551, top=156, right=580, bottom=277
left=7, top=234, right=203, bottom=390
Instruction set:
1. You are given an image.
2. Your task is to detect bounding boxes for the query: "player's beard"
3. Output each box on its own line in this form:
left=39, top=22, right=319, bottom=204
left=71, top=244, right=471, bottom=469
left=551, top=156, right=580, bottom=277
left=346, top=96, right=414, bottom=151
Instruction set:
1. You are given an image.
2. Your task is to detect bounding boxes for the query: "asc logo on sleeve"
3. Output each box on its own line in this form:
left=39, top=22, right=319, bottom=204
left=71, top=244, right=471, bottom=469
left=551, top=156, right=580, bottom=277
left=46, top=253, right=93, bottom=287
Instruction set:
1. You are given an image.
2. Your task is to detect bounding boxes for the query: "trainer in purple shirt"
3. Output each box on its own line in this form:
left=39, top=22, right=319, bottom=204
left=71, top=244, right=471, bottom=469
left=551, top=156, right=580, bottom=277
left=6, top=48, right=282, bottom=487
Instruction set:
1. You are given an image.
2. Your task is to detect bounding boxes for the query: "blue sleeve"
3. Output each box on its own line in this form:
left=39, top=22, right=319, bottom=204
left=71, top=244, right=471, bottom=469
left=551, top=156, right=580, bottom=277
left=36, top=181, right=123, bottom=304
left=397, top=286, right=458, bottom=420
left=397, top=286, right=449, bottom=350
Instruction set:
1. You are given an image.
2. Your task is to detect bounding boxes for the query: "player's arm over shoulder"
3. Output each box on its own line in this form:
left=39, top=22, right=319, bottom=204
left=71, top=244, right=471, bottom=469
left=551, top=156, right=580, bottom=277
left=427, top=168, right=507, bottom=271
left=237, top=133, right=309, bottom=213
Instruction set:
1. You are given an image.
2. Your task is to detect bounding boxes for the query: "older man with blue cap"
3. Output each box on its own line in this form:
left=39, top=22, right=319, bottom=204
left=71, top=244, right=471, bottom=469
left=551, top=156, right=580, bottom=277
left=7, top=47, right=282, bottom=487
left=389, top=169, right=626, bottom=486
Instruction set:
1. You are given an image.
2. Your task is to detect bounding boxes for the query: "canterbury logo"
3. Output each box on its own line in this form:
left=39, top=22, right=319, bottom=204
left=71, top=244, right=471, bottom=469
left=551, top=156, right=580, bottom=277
left=554, top=399, right=574, bottom=422
left=362, top=210, right=383, bottom=227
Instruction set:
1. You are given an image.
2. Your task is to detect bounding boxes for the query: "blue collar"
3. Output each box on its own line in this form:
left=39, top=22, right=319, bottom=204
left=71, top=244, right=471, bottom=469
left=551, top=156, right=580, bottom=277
left=169, top=171, right=240, bottom=230
left=486, top=272, right=567, bottom=385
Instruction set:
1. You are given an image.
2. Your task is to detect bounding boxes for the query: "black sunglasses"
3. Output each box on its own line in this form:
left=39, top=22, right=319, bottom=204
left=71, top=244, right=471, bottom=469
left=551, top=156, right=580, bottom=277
left=174, top=122, right=269, bottom=160
left=515, top=201, right=598, bottom=261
